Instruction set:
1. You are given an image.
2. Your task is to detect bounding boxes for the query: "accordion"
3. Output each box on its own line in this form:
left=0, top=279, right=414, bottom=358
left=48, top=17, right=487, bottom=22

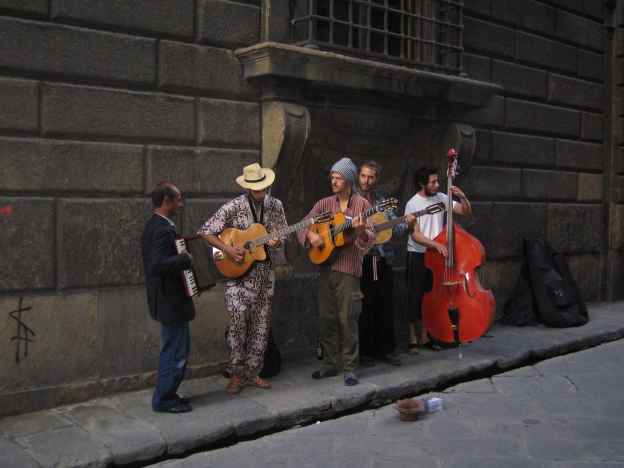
left=174, top=236, right=217, bottom=297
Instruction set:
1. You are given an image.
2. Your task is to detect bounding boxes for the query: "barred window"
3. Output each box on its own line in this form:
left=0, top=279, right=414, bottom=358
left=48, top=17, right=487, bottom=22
left=291, top=0, right=463, bottom=73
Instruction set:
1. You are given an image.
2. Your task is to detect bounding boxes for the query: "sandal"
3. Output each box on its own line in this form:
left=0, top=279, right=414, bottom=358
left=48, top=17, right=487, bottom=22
left=408, top=342, right=420, bottom=355
left=249, top=376, right=271, bottom=389
left=226, top=376, right=243, bottom=395
left=423, top=341, right=444, bottom=351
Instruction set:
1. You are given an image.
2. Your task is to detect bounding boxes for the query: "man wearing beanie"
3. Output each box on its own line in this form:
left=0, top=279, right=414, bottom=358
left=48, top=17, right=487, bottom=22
left=298, top=157, right=375, bottom=386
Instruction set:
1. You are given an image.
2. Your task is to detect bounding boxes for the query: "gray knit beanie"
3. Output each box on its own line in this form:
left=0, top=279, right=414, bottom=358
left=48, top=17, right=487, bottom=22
left=330, top=157, right=357, bottom=185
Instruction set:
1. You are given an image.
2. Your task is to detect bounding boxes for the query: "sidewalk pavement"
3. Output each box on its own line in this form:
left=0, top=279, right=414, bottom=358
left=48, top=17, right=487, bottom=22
left=1, top=302, right=624, bottom=468
left=150, top=334, right=624, bottom=468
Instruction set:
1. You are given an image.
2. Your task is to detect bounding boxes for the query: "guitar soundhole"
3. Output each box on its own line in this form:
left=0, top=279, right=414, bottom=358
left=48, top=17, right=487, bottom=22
left=243, top=241, right=253, bottom=251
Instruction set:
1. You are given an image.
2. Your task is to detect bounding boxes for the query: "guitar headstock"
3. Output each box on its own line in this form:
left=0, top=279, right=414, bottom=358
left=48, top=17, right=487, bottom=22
left=447, top=148, right=459, bottom=179
left=426, top=202, right=445, bottom=215
left=313, top=211, right=333, bottom=224
left=375, top=197, right=399, bottom=213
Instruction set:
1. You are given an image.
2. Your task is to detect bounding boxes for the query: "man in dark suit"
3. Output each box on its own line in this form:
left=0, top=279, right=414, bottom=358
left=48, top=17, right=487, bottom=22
left=142, top=181, right=195, bottom=413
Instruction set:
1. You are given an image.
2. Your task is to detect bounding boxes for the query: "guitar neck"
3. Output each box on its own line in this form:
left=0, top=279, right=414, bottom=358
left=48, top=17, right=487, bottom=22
left=255, top=217, right=315, bottom=246
left=333, top=205, right=377, bottom=236
left=447, top=175, right=455, bottom=269
left=373, top=205, right=441, bottom=232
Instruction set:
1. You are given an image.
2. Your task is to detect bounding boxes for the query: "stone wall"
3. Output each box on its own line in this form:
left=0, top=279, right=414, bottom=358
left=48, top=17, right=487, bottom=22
left=0, top=0, right=619, bottom=416
left=458, top=0, right=608, bottom=305
left=612, top=2, right=624, bottom=298
left=0, top=0, right=267, bottom=416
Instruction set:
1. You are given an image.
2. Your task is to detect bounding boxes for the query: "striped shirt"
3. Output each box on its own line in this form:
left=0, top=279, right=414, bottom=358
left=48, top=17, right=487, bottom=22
left=298, top=193, right=375, bottom=278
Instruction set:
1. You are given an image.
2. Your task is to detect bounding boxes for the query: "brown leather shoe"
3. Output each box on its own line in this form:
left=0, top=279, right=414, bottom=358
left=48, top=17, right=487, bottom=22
left=226, top=375, right=243, bottom=395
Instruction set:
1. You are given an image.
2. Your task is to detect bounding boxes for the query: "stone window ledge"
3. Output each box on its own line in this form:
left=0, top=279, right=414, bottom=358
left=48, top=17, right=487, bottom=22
left=235, top=42, right=502, bottom=107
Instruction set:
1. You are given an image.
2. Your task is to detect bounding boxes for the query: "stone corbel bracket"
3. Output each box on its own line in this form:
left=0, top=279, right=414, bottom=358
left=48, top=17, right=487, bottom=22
left=261, top=102, right=310, bottom=280
left=262, top=102, right=310, bottom=170
left=442, top=123, right=477, bottom=178
left=262, top=101, right=310, bottom=202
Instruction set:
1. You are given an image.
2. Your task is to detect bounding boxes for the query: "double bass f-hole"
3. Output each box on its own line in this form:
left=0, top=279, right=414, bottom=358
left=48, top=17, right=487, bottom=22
left=463, top=272, right=477, bottom=298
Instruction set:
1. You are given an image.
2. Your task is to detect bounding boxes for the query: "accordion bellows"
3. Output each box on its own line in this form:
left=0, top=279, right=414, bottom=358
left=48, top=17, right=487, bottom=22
left=175, top=236, right=218, bottom=297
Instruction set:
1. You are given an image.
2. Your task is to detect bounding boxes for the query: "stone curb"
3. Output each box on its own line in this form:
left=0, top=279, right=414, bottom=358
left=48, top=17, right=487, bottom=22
left=0, top=302, right=622, bottom=468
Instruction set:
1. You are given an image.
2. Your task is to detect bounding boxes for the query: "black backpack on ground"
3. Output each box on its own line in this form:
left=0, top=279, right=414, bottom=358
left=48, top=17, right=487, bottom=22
left=259, top=332, right=282, bottom=378
left=502, top=239, right=588, bottom=328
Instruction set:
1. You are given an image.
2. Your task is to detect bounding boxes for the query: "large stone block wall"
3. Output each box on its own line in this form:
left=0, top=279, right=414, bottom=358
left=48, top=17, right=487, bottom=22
left=457, top=0, right=609, bottom=305
left=0, top=1, right=266, bottom=416
left=611, top=2, right=624, bottom=298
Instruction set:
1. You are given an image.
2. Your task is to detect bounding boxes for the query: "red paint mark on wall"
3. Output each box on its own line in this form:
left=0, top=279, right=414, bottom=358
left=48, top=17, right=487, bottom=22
left=0, top=204, right=13, bottom=217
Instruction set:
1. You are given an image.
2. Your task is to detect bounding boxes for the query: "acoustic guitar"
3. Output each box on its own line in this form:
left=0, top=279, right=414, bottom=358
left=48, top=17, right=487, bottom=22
left=213, top=211, right=333, bottom=278
left=371, top=202, right=446, bottom=244
left=307, top=198, right=398, bottom=265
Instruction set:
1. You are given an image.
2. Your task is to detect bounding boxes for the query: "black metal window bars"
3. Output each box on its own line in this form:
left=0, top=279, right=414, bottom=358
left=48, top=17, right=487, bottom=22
left=291, top=0, right=463, bottom=73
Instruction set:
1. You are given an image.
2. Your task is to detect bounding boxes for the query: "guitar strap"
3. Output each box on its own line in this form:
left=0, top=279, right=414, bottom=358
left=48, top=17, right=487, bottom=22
left=372, top=255, right=379, bottom=282
left=247, top=195, right=270, bottom=264
left=371, top=190, right=383, bottom=282
left=247, top=194, right=265, bottom=225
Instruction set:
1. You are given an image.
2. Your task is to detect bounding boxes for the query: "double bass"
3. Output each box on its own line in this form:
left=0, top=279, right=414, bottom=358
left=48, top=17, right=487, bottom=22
left=422, top=149, right=495, bottom=348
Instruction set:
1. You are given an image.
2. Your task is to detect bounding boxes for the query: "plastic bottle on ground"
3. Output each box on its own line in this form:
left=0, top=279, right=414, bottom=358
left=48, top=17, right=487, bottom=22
left=423, top=397, right=444, bottom=413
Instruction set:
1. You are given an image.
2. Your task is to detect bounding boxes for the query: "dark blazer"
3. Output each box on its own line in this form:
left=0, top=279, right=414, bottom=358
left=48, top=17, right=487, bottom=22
left=142, top=214, right=196, bottom=324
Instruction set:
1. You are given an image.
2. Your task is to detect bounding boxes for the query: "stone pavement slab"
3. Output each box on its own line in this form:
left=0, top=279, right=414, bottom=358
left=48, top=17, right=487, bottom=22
left=15, top=425, right=112, bottom=468
left=0, top=438, right=39, bottom=468
left=59, top=401, right=166, bottom=465
left=239, top=360, right=378, bottom=426
left=0, top=409, right=74, bottom=438
left=0, top=302, right=623, bottom=467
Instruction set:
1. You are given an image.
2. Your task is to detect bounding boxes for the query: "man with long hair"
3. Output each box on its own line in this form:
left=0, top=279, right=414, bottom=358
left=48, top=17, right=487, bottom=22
left=357, top=160, right=415, bottom=366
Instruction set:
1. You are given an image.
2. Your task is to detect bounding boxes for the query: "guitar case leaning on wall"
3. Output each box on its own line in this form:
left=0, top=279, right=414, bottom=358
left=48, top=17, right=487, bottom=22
left=501, top=260, right=538, bottom=326
left=503, top=239, right=588, bottom=328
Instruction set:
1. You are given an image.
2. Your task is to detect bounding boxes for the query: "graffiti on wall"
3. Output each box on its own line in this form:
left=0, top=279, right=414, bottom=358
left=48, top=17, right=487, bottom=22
left=9, top=297, right=36, bottom=363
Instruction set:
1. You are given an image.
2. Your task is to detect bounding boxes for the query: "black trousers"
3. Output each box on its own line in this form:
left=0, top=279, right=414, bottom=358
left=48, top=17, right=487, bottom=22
left=406, top=252, right=427, bottom=336
left=359, top=256, right=396, bottom=358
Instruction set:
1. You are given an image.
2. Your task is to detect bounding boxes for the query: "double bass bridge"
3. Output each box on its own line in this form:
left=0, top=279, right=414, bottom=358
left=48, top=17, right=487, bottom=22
left=443, top=272, right=476, bottom=297
left=442, top=280, right=463, bottom=287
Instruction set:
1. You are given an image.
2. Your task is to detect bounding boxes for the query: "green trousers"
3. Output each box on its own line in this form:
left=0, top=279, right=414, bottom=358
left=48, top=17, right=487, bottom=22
left=318, top=269, right=363, bottom=374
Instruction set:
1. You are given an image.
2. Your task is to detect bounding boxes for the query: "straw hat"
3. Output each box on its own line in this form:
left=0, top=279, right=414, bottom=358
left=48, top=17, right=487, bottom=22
left=236, top=163, right=275, bottom=190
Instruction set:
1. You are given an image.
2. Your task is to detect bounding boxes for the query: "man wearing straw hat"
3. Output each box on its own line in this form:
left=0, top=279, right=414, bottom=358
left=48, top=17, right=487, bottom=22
left=199, top=163, right=287, bottom=394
